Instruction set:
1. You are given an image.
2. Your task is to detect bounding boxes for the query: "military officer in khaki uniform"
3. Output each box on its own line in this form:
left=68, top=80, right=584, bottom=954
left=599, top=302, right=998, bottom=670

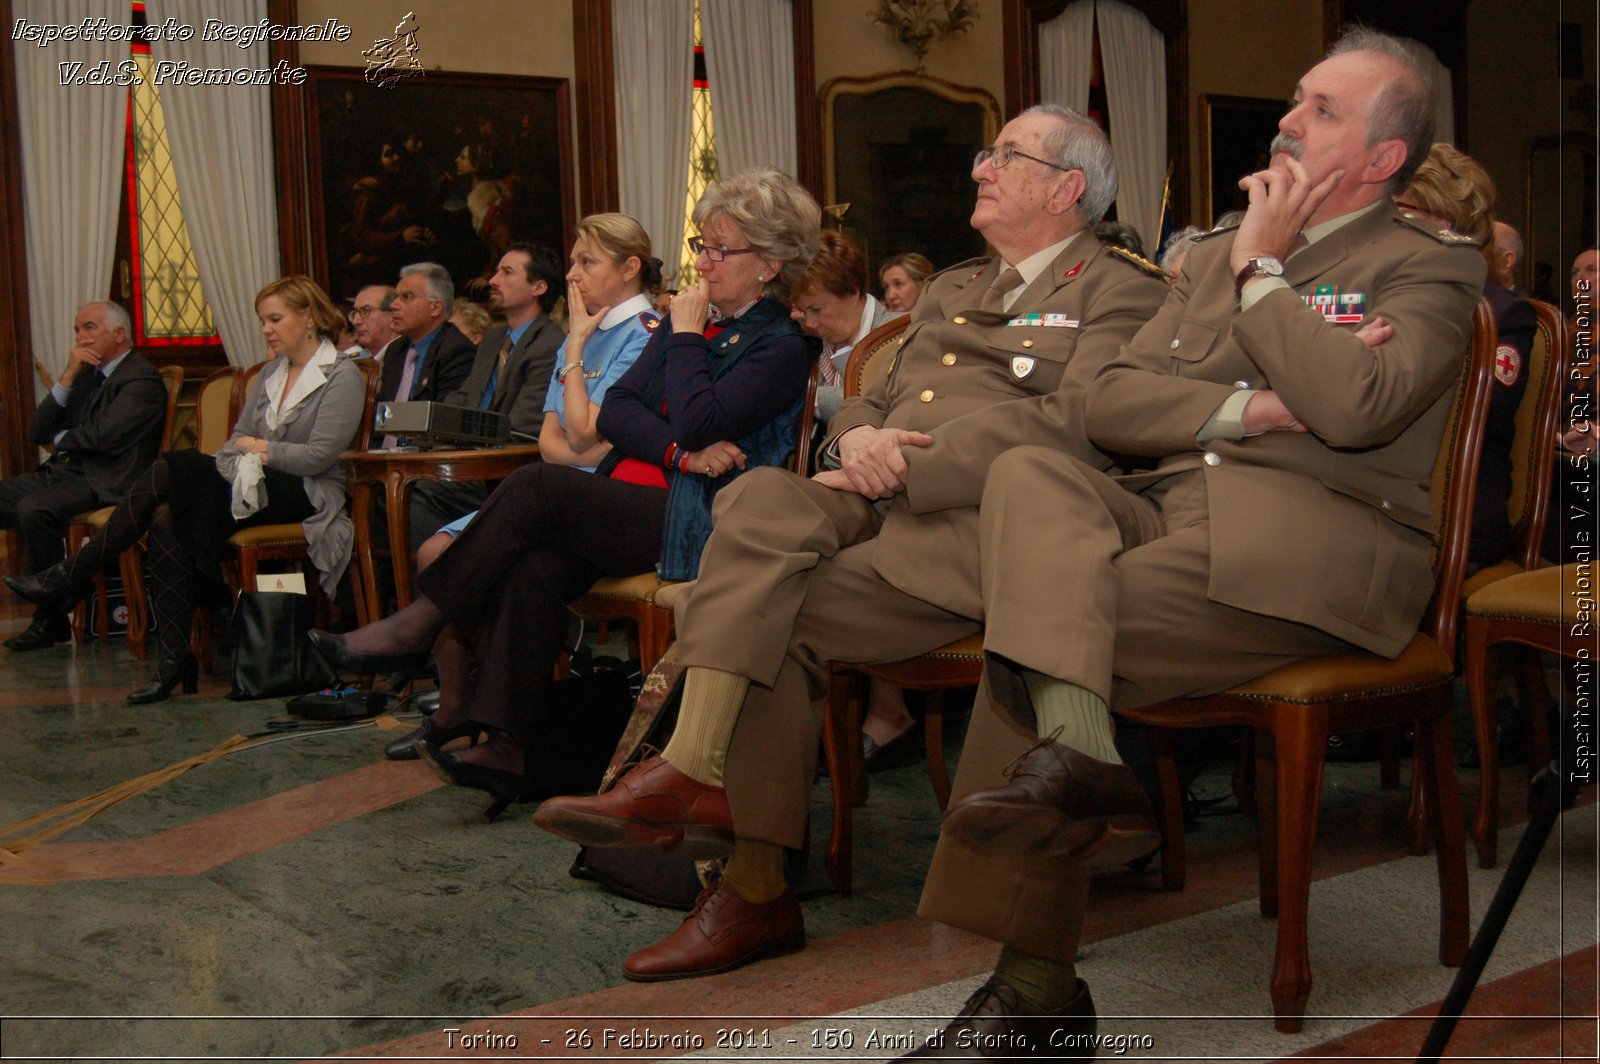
left=900, top=29, right=1487, bottom=1057
left=534, top=104, right=1169, bottom=982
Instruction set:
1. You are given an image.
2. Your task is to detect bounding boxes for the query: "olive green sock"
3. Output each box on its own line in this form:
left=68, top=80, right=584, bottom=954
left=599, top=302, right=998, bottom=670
left=995, top=945, right=1077, bottom=1011
left=660, top=667, right=749, bottom=786
left=720, top=839, right=787, bottom=903
left=1022, top=672, right=1121, bottom=763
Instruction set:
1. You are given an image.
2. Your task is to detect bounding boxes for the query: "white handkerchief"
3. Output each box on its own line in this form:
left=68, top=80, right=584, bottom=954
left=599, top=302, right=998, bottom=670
left=230, top=452, right=267, bottom=520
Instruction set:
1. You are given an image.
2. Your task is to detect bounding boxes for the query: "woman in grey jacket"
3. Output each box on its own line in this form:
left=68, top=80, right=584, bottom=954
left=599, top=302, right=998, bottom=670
left=9, top=277, right=365, bottom=703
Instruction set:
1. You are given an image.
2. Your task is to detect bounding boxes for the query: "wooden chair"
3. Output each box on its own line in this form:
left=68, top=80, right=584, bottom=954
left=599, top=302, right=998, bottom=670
left=1456, top=299, right=1570, bottom=865
left=1463, top=562, right=1596, bottom=867
left=66, top=365, right=183, bottom=653
left=1116, top=300, right=1496, bottom=1031
left=565, top=356, right=826, bottom=674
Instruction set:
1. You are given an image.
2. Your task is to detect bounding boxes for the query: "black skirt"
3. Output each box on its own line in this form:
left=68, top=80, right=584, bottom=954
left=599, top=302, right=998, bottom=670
left=162, top=448, right=317, bottom=595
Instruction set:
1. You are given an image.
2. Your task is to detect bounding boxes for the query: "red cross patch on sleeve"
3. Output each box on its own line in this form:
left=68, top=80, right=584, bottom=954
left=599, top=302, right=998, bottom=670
left=1493, top=344, right=1522, bottom=387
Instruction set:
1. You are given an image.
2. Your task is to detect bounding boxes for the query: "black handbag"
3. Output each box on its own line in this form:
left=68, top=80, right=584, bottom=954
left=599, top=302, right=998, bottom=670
left=226, top=591, right=336, bottom=701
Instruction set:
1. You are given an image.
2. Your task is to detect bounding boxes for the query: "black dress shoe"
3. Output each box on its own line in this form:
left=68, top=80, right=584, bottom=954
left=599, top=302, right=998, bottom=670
left=384, top=717, right=480, bottom=760
left=895, top=975, right=1096, bottom=1060
left=308, top=628, right=429, bottom=676
left=941, top=736, right=1161, bottom=867
left=414, top=739, right=524, bottom=821
left=127, top=655, right=199, bottom=704
left=5, top=566, right=79, bottom=611
left=4, top=611, right=71, bottom=652
left=863, top=721, right=925, bottom=774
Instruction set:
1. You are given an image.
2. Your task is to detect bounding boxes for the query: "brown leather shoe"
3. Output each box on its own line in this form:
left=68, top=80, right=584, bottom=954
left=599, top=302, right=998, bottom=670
left=622, top=882, right=804, bottom=981
left=941, top=737, right=1159, bottom=866
left=532, top=755, right=734, bottom=859
left=895, top=975, right=1096, bottom=1059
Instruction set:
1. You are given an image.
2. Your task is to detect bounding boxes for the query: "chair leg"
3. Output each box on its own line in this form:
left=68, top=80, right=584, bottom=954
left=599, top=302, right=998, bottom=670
left=1465, top=619, right=1500, bottom=868
left=1419, top=707, right=1470, bottom=968
left=1151, top=727, right=1187, bottom=892
left=1265, top=706, right=1329, bottom=1033
left=1256, top=731, right=1279, bottom=916
left=636, top=606, right=674, bottom=675
left=823, top=668, right=863, bottom=897
left=1232, top=728, right=1257, bottom=816
left=1407, top=748, right=1429, bottom=856
left=923, top=690, right=951, bottom=811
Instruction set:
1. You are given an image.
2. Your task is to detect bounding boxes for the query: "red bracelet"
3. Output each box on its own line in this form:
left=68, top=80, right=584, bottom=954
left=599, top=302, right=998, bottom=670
left=678, top=452, right=692, bottom=473
left=664, top=442, right=679, bottom=468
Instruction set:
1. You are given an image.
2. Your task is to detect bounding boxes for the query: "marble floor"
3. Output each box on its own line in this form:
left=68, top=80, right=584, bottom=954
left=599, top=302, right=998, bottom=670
left=0, top=599, right=1594, bottom=1062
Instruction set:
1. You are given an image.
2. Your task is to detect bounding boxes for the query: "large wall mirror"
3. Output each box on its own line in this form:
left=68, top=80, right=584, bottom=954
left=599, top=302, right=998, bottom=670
left=822, top=73, right=1002, bottom=277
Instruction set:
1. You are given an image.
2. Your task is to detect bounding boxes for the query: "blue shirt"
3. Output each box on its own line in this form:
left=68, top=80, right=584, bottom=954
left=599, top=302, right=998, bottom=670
left=543, top=293, right=657, bottom=472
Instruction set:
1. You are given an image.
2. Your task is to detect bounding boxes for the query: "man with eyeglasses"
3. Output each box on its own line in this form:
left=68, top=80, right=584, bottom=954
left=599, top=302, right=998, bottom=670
left=533, top=105, right=1168, bottom=983
left=349, top=284, right=399, bottom=360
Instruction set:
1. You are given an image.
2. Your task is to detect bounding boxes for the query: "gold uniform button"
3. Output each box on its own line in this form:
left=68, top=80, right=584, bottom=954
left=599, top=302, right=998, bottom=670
left=942, top=353, right=957, bottom=366
left=1022, top=339, right=1034, bottom=348
left=952, top=316, right=968, bottom=325
left=919, top=389, right=935, bottom=403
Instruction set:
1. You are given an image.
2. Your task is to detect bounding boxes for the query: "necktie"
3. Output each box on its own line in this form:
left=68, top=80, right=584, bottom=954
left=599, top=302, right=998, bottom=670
left=479, top=333, right=513, bottom=411
left=978, top=266, right=1024, bottom=313
left=381, top=346, right=420, bottom=448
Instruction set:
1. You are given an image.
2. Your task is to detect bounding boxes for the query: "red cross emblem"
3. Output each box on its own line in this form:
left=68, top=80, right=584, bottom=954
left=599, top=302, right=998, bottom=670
left=1493, top=344, right=1521, bottom=387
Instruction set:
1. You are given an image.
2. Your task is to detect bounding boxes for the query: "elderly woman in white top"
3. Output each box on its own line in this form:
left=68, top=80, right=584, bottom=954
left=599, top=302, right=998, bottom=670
left=10, top=276, right=366, bottom=703
left=790, top=231, right=897, bottom=429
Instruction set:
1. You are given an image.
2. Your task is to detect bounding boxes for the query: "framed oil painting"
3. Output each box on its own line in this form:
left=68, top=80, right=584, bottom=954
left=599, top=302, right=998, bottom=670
left=1200, top=94, right=1286, bottom=226
left=304, top=67, right=574, bottom=303
left=822, top=73, right=1002, bottom=277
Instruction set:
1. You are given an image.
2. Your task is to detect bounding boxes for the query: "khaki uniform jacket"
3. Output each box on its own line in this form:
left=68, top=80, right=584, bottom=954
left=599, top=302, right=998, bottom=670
left=823, top=231, right=1169, bottom=616
left=1087, top=201, right=1486, bottom=656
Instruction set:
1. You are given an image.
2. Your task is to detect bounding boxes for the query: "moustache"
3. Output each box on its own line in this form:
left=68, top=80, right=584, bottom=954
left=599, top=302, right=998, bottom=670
left=1269, top=133, right=1304, bottom=159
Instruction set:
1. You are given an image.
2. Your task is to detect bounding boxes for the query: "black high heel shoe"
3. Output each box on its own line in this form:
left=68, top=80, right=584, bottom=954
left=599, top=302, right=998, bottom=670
left=309, top=629, right=430, bottom=675
left=413, top=739, right=525, bottom=821
left=385, top=717, right=481, bottom=761
left=127, top=655, right=199, bottom=705
left=6, top=564, right=82, bottom=611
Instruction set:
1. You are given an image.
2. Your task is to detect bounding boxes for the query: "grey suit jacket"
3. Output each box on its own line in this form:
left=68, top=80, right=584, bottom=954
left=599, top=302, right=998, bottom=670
left=29, top=351, right=167, bottom=502
left=442, top=313, right=563, bottom=439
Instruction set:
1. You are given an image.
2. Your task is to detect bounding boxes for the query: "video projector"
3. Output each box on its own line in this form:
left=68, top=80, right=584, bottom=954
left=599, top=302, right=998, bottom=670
left=371, top=401, right=511, bottom=448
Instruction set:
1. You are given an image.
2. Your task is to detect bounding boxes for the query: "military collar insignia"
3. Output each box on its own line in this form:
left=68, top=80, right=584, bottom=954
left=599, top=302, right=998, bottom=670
left=1062, top=259, right=1085, bottom=279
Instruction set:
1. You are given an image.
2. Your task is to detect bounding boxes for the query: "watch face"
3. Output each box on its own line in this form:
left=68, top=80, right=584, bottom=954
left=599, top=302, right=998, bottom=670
left=1255, top=257, right=1284, bottom=277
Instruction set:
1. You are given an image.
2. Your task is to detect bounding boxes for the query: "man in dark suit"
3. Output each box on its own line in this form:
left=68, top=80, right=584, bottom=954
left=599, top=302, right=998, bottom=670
left=0, top=301, right=166, bottom=650
left=406, top=244, right=566, bottom=552
left=376, top=261, right=475, bottom=446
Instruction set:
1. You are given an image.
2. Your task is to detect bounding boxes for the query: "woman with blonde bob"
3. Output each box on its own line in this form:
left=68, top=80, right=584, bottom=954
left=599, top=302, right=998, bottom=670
left=11, top=276, right=367, bottom=703
left=878, top=251, right=933, bottom=312
left=311, top=174, right=821, bottom=817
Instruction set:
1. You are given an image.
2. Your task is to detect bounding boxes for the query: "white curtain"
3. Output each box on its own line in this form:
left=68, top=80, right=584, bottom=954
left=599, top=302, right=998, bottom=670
left=1038, top=0, right=1095, bottom=115
left=1097, top=0, right=1166, bottom=253
left=1398, top=37, right=1455, bottom=147
left=146, top=0, right=280, bottom=367
left=612, top=0, right=695, bottom=279
left=701, top=0, right=797, bottom=178
left=14, top=0, right=127, bottom=394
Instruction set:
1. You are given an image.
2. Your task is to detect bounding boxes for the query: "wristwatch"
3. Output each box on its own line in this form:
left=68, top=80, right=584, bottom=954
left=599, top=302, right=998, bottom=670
left=556, top=360, right=584, bottom=383
left=1234, top=255, right=1285, bottom=296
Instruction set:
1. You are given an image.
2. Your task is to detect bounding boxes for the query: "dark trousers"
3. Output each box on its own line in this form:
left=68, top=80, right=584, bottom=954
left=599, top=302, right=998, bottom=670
left=67, top=450, right=314, bottom=668
left=0, top=465, right=99, bottom=574
left=417, top=462, right=667, bottom=741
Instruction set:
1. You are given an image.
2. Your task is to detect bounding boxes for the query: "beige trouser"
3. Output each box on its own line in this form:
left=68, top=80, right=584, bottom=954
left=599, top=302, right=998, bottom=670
left=675, top=467, right=981, bottom=848
left=921, top=446, right=1349, bottom=959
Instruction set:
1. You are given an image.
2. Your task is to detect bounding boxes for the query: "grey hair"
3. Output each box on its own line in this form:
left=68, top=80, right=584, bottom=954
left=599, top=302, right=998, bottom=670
left=693, top=168, right=821, bottom=301
left=80, top=300, right=132, bottom=337
left=399, top=261, right=454, bottom=308
left=1021, top=103, right=1119, bottom=225
left=1157, top=226, right=1205, bottom=275
left=1325, top=27, right=1435, bottom=194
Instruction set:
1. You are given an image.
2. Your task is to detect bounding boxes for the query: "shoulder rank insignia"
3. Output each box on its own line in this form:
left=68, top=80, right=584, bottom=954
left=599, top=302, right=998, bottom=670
left=1397, top=210, right=1480, bottom=246
left=641, top=312, right=661, bottom=331
left=1194, top=222, right=1239, bottom=241
left=1105, top=244, right=1166, bottom=279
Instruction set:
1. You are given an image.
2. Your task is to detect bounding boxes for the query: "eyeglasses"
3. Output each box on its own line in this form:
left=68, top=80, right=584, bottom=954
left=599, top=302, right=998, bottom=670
left=351, top=305, right=384, bottom=319
left=973, top=143, right=1075, bottom=174
left=688, top=236, right=761, bottom=262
